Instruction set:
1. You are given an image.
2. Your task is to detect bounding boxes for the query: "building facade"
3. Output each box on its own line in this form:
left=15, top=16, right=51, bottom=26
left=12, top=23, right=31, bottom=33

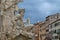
left=34, top=21, right=47, bottom=40
left=46, top=13, right=60, bottom=40
left=34, top=13, right=60, bottom=40
left=34, top=23, right=40, bottom=40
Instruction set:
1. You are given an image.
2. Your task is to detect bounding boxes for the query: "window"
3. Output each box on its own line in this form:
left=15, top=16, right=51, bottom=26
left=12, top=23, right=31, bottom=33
left=54, top=30, right=56, bottom=33
left=55, top=16, right=58, bottom=19
left=49, top=25, right=52, bottom=29
left=55, top=22, right=60, bottom=26
left=56, top=29, right=60, bottom=34
left=52, top=30, right=56, bottom=33
left=55, top=36, right=58, bottom=39
left=46, top=29, right=49, bottom=32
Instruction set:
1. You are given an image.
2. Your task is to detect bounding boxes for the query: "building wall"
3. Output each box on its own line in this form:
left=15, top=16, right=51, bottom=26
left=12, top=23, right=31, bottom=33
left=46, top=20, right=60, bottom=38
left=34, top=23, right=41, bottom=40
left=34, top=13, right=60, bottom=40
left=45, top=13, right=60, bottom=40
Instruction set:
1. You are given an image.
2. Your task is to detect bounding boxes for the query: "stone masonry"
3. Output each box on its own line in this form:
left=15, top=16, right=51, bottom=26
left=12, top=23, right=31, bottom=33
left=0, top=0, right=34, bottom=40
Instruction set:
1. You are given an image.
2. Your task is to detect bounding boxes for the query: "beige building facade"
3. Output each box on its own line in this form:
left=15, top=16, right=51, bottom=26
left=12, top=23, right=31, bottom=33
left=46, top=13, right=60, bottom=40
left=33, top=13, right=60, bottom=40
left=34, top=22, right=46, bottom=40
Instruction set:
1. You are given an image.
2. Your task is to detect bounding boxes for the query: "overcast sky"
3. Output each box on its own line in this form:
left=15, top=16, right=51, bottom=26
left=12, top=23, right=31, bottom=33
left=18, top=0, right=60, bottom=24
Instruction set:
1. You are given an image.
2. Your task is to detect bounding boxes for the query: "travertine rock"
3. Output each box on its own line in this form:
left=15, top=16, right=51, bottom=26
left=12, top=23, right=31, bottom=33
left=0, top=0, right=34, bottom=40
left=1, top=0, right=23, bottom=10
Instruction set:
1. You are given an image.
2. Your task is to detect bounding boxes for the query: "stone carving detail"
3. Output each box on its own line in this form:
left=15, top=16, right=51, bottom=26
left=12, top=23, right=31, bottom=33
left=0, top=0, right=34, bottom=40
